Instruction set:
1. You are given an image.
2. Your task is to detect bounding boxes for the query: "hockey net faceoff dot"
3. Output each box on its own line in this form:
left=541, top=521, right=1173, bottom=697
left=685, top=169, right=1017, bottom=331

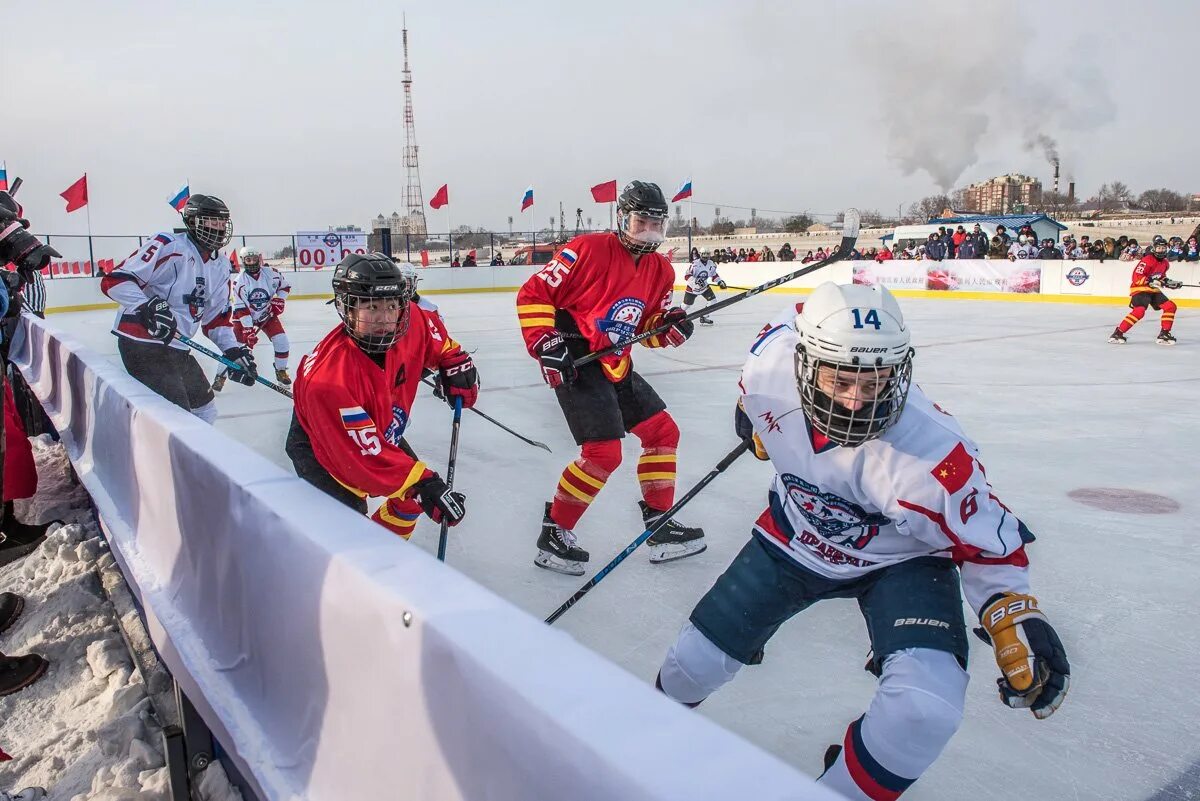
left=1067, top=488, right=1181, bottom=515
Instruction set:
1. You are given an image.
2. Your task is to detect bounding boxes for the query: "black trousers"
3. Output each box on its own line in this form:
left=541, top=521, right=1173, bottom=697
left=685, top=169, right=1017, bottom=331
left=117, top=337, right=214, bottom=412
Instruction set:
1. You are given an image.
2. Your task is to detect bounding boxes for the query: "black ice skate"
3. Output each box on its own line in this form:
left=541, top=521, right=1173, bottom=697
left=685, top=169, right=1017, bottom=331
left=641, top=501, right=706, bottom=563
left=698, top=316, right=714, bottom=326
left=1157, top=330, right=1177, bottom=346
left=1108, top=329, right=1127, bottom=344
left=534, top=502, right=589, bottom=576
left=212, top=370, right=228, bottom=392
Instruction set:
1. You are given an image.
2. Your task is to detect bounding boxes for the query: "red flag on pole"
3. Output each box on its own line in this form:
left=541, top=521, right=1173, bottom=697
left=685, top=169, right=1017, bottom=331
left=60, top=174, right=89, bottom=212
left=590, top=180, right=617, bottom=204
left=429, top=184, right=449, bottom=209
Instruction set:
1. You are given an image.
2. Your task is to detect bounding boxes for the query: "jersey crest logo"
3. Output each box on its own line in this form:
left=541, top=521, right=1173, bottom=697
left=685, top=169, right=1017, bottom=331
left=382, top=405, right=409, bottom=446
left=781, top=472, right=889, bottom=550
left=596, top=297, right=645, bottom=353
left=183, top=277, right=207, bottom=321
left=247, top=287, right=271, bottom=312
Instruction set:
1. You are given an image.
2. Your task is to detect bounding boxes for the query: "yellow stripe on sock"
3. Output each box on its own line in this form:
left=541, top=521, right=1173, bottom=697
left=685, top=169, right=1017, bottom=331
left=638, top=472, right=676, bottom=481
left=638, top=454, right=676, bottom=465
left=557, top=477, right=596, bottom=503
left=567, top=462, right=605, bottom=490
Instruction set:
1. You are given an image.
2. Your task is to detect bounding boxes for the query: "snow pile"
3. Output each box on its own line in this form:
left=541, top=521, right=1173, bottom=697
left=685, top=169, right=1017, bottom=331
left=0, top=436, right=243, bottom=801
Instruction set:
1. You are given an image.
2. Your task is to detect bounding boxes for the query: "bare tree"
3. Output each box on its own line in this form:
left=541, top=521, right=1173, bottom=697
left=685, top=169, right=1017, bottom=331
left=950, top=188, right=972, bottom=212
left=1136, top=188, right=1187, bottom=213
left=782, top=214, right=814, bottom=233
left=906, top=194, right=951, bottom=223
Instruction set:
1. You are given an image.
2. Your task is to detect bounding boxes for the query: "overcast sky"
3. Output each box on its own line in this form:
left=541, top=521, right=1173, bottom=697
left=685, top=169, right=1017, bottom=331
left=4, top=0, right=1198, bottom=244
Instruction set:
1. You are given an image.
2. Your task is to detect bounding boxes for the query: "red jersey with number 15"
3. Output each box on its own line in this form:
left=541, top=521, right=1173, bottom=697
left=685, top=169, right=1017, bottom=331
left=293, top=304, right=465, bottom=501
left=516, top=232, right=676, bottom=382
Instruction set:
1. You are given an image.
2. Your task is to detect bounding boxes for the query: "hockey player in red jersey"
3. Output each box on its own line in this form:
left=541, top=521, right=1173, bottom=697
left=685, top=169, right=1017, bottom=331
left=656, top=283, right=1070, bottom=800
left=515, top=181, right=705, bottom=575
left=286, top=253, right=478, bottom=540
left=1110, top=235, right=1181, bottom=344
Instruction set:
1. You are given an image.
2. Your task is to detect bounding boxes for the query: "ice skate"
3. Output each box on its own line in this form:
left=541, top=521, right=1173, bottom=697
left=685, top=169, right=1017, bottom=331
left=212, top=370, right=228, bottom=392
left=534, top=503, right=589, bottom=576
left=641, top=501, right=706, bottom=563
left=1108, top=329, right=1127, bottom=344
left=276, top=367, right=293, bottom=385
left=1156, top=330, right=1177, bottom=346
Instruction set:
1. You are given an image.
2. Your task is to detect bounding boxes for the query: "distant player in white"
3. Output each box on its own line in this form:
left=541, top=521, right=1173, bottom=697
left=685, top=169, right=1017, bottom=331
left=214, top=246, right=293, bottom=391
left=1007, top=235, right=1039, bottom=260
left=682, top=248, right=725, bottom=325
left=396, top=260, right=440, bottom=316
left=100, top=194, right=257, bottom=422
left=656, top=283, right=1069, bottom=800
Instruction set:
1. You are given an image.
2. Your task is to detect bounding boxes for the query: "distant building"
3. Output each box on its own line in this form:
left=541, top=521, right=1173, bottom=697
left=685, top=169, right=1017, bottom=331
left=963, top=174, right=1043, bottom=215
left=371, top=211, right=428, bottom=241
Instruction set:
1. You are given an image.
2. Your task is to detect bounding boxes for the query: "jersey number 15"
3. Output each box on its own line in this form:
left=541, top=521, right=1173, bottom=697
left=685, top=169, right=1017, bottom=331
left=347, top=427, right=381, bottom=456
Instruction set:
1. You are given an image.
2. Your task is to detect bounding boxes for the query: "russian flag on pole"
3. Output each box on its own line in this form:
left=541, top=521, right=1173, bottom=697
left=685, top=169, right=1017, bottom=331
left=0, top=162, right=7, bottom=192
left=520, top=186, right=534, bottom=212
left=168, top=183, right=190, bottom=211
left=671, top=178, right=693, bottom=203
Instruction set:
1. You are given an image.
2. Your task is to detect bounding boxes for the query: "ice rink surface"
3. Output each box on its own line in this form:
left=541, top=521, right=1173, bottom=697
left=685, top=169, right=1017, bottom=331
left=50, top=289, right=1200, bottom=800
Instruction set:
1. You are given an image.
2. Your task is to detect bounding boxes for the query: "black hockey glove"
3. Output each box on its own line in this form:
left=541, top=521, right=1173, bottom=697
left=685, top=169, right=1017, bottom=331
left=223, top=345, right=258, bottom=386
left=734, top=399, right=769, bottom=460
left=976, top=593, right=1070, bottom=720
left=137, top=297, right=178, bottom=343
left=662, top=307, right=694, bottom=347
left=413, top=474, right=466, bottom=526
left=1163, top=278, right=1183, bottom=290
left=534, top=331, right=576, bottom=389
left=717, top=280, right=728, bottom=289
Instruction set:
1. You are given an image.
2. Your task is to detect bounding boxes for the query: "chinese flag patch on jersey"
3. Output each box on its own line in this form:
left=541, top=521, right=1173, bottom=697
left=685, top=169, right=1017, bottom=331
left=931, top=442, right=973, bottom=494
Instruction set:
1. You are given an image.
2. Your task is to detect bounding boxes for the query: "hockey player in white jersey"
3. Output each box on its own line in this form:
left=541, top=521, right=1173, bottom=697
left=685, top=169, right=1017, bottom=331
left=396, top=260, right=440, bottom=316
left=101, top=195, right=257, bottom=422
left=214, top=246, right=293, bottom=391
left=656, top=282, right=1069, bottom=800
left=682, top=248, right=725, bottom=325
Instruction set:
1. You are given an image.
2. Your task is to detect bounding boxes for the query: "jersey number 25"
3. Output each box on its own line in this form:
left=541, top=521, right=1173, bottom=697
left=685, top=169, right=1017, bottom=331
left=536, top=260, right=570, bottom=287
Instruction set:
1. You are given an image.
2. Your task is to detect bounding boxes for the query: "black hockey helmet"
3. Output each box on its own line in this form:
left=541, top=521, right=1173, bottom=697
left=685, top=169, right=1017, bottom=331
left=332, top=252, right=414, bottom=353
left=616, top=181, right=669, bottom=254
left=181, top=194, right=233, bottom=253
left=1152, top=235, right=1169, bottom=259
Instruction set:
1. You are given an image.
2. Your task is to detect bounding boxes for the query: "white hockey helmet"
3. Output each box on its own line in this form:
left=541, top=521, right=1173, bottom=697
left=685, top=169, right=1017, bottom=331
left=699, top=248, right=711, bottom=258
left=238, top=246, right=263, bottom=272
left=793, top=282, right=914, bottom=446
left=395, top=260, right=420, bottom=287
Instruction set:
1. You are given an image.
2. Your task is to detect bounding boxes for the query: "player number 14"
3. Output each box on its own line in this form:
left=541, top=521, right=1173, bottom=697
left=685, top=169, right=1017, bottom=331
left=851, top=308, right=881, bottom=330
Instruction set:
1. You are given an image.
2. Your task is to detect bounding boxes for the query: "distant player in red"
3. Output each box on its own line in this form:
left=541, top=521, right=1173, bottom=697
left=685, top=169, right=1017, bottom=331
left=286, top=253, right=478, bottom=540
left=1110, top=235, right=1181, bottom=345
left=516, top=181, right=705, bottom=575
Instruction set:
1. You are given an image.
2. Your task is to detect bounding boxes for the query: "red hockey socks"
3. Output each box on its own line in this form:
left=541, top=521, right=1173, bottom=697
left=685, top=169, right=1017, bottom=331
left=551, top=439, right=622, bottom=530
left=1117, top=304, right=1146, bottom=333
left=631, top=411, right=679, bottom=512
left=1160, top=299, right=1177, bottom=331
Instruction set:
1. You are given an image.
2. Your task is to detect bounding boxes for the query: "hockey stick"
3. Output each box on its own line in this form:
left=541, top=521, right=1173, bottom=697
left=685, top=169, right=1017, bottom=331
left=544, top=438, right=752, bottom=625
left=436, top=395, right=464, bottom=562
left=575, top=209, right=860, bottom=368
left=419, top=375, right=552, bottom=453
left=174, top=333, right=293, bottom=398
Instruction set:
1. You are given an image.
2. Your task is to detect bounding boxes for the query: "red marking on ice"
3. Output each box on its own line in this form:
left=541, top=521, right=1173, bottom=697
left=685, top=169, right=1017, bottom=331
left=1067, top=488, right=1180, bottom=515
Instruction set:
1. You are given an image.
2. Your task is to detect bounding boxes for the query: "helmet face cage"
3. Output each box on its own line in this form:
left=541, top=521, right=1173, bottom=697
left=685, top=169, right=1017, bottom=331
left=617, top=208, right=669, bottom=254
left=240, top=247, right=263, bottom=272
left=794, top=345, right=914, bottom=447
left=184, top=210, right=233, bottom=252
left=334, top=282, right=413, bottom=353
left=1153, top=237, right=1169, bottom=258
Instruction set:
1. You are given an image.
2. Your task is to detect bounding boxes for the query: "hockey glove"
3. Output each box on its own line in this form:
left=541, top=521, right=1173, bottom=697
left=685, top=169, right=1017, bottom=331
left=223, top=345, right=259, bottom=387
left=269, top=297, right=286, bottom=317
left=717, top=280, right=728, bottom=290
left=662, top=307, right=694, bottom=347
left=1163, top=278, right=1183, bottom=290
left=243, top=327, right=259, bottom=348
left=978, top=593, right=1070, bottom=719
left=438, top=349, right=479, bottom=408
left=534, top=331, right=576, bottom=388
left=734, top=399, right=769, bottom=460
left=413, top=474, right=466, bottom=526
left=137, top=297, right=178, bottom=343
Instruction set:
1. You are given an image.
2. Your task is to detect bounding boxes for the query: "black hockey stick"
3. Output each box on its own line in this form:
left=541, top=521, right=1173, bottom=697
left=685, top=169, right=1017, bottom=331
left=175, top=333, right=294, bottom=398
left=437, top=395, right=464, bottom=562
left=544, top=439, right=752, bottom=625
left=419, top=375, right=552, bottom=453
left=574, top=209, right=861, bottom=368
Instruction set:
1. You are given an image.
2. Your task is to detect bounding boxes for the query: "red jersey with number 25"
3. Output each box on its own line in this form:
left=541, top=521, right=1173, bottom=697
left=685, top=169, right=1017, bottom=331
left=516, top=231, right=676, bottom=383
left=294, top=304, right=465, bottom=501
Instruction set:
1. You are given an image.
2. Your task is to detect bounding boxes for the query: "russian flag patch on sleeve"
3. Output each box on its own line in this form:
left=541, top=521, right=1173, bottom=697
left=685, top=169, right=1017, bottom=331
left=339, top=406, right=372, bottom=430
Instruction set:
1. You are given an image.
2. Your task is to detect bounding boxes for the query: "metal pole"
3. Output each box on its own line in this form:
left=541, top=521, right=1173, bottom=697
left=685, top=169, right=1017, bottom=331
left=406, top=233, right=411, bottom=262
left=291, top=235, right=297, bottom=271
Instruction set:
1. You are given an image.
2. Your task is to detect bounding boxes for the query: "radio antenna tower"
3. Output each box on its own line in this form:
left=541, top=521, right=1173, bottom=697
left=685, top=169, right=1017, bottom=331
left=401, top=16, right=428, bottom=238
